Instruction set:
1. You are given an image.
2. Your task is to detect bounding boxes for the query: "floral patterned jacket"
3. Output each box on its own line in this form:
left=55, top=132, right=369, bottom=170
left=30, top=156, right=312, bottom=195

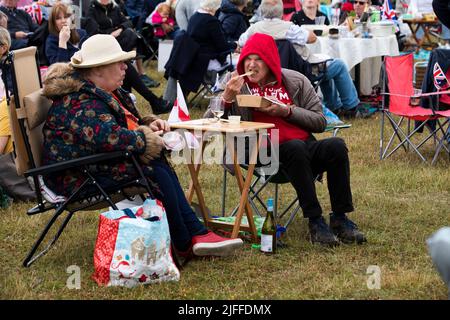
left=41, top=63, right=154, bottom=197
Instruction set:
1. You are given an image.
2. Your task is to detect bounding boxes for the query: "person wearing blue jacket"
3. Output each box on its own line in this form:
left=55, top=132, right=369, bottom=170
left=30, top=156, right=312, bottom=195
left=218, top=0, right=249, bottom=42
left=45, top=4, right=88, bottom=65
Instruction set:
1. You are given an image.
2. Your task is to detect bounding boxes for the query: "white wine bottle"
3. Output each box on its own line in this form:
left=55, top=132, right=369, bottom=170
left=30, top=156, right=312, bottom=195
left=260, top=198, right=276, bottom=254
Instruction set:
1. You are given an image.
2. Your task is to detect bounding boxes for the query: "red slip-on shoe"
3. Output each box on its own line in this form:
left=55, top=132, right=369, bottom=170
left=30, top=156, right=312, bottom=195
left=192, top=231, right=243, bottom=257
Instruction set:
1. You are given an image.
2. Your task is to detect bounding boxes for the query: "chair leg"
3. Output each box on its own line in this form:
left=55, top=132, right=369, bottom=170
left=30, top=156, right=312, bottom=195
left=23, top=169, right=127, bottom=267
left=23, top=207, right=75, bottom=267
left=431, top=121, right=450, bottom=165
left=230, top=174, right=266, bottom=217
left=22, top=177, right=94, bottom=267
left=382, top=115, right=428, bottom=161
left=380, top=110, right=386, bottom=160
left=283, top=205, right=301, bottom=229
left=274, top=183, right=279, bottom=218
left=221, top=168, right=227, bottom=217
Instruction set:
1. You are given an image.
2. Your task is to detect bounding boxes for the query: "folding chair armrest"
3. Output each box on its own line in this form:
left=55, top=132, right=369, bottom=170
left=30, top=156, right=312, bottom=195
left=24, top=151, right=132, bottom=177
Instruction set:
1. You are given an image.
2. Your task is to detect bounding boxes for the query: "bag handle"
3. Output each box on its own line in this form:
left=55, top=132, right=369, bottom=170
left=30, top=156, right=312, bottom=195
left=122, top=208, right=136, bottom=219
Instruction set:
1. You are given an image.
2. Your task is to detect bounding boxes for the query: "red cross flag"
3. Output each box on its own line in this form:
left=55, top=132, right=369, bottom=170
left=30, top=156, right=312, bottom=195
left=168, top=82, right=190, bottom=123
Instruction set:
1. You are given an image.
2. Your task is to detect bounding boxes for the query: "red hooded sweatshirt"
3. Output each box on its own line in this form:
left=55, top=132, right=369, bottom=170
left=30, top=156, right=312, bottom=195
left=237, top=33, right=309, bottom=143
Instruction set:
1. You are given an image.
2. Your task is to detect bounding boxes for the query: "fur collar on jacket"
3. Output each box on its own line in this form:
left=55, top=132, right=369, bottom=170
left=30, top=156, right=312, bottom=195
left=42, top=63, right=84, bottom=99
left=42, top=62, right=144, bottom=124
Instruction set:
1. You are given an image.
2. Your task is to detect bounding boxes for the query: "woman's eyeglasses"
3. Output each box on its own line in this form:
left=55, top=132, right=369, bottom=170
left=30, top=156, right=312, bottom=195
left=354, top=1, right=367, bottom=5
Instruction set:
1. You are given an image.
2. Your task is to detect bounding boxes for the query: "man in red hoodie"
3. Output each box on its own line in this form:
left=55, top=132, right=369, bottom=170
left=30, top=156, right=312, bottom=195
left=215, top=33, right=366, bottom=246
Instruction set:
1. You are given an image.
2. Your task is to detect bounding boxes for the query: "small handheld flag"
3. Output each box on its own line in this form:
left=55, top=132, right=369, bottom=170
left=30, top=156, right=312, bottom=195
left=168, top=82, right=191, bottom=123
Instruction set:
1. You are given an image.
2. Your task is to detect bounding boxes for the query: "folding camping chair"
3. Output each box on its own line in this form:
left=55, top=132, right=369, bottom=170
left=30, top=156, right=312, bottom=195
left=221, top=123, right=351, bottom=229
left=380, top=53, right=450, bottom=163
left=2, top=47, right=154, bottom=267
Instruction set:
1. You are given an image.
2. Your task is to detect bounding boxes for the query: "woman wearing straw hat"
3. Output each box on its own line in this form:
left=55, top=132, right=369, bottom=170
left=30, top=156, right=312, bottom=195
left=41, top=34, right=243, bottom=263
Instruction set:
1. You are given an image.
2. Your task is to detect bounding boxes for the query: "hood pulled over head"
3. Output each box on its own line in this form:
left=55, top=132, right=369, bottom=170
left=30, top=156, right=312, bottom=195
left=237, top=33, right=282, bottom=84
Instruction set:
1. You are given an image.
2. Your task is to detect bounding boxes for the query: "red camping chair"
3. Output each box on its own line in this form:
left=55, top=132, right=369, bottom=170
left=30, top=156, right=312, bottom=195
left=380, top=53, right=450, bottom=164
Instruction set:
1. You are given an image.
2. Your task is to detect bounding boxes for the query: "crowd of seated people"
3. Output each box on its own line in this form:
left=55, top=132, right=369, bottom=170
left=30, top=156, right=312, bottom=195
left=0, top=0, right=448, bottom=241
left=2, top=0, right=448, bottom=119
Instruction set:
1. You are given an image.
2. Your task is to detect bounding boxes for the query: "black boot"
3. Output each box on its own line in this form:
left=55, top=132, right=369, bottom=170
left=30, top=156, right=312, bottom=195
left=308, top=216, right=339, bottom=247
left=151, top=98, right=172, bottom=115
left=330, top=213, right=367, bottom=244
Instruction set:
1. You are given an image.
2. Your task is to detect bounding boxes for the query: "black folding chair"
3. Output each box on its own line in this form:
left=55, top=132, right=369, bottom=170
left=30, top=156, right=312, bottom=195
left=221, top=124, right=351, bottom=229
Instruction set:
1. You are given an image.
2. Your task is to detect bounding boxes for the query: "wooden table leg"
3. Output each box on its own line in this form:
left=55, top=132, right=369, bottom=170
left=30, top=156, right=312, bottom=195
left=406, top=22, right=421, bottom=49
left=186, top=139, right=207, bottom=203
left=186, top=162, right=209, bottom=227
left=186, top=162, right=201, bottom=203
left=227, top=135, right=259, bottom=242
left=184, top=138, right=210, bottom=227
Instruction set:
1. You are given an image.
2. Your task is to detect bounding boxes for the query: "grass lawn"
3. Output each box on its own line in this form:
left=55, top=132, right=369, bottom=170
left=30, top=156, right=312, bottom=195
left=0, top=61, right=449, bottom=300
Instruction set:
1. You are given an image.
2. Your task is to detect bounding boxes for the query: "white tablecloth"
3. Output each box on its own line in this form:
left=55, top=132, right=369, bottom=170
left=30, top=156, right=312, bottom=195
left=307, top=35, right=400, bottom=96
left=307, top=35, right=400, bottom=71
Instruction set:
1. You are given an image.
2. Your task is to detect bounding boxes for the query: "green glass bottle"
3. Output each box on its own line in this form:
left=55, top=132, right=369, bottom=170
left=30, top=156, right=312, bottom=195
left=260, top=198, right=276, bottom=254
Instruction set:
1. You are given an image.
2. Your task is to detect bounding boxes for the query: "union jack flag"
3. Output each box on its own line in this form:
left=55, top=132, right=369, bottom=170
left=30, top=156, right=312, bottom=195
left=433, top=62, right=450, bottom=90
left=381, top=0, right=397, bottom=20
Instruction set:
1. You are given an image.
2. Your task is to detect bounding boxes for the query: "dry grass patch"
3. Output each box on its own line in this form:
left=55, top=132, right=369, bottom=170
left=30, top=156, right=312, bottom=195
left=1, top=61, right=449, bottom=299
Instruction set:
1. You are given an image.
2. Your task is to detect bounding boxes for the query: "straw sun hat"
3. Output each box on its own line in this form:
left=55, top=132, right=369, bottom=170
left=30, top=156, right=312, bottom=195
left=70, top=34, right=136, bottom=68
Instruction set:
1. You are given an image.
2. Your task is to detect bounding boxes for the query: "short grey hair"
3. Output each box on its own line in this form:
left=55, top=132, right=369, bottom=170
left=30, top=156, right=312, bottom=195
left=260, top=0, right=283, bottom=19
left=199, top=0, right=221, bottom=12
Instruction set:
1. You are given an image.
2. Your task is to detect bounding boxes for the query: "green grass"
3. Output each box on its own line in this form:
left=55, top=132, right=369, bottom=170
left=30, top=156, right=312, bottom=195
left=0, top=61, right=449, bottom=299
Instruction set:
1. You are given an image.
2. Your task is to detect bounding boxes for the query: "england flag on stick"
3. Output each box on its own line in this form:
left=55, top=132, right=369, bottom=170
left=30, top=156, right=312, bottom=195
left=433, top=62, right=450, bottom=90
left=168, top=82, right=191, bottom=123
left=381, top=0, right=397, bottom=20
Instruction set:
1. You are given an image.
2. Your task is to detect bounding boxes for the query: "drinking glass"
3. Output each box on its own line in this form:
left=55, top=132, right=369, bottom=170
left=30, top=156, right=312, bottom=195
left=209, top=96, right=224, bottom=122
left=315, top=16, right=325, bottom=25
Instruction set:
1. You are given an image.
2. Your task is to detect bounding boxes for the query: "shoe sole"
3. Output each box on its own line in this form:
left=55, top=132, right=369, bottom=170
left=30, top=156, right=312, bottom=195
left=310, top=239, right=340, bottom=247
left=310, top=235, right=340, bottom=247
left=337, top=235, right=367, bottom=245
left=193, top=239, right=243, bottom=257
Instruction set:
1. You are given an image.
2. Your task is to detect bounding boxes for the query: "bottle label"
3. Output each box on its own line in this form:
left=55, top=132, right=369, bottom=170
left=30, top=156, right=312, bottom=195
left=260, top=234, right=274, bottom=253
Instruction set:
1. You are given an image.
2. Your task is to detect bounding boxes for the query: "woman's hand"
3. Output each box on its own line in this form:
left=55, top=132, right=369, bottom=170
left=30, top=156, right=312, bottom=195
left=136, top=126, right=164, bottom=162
left=222, top=71, right=245, bottom=102
left=111, top=28, right=122, bottom=38
left=59, top=26, right=71, bottom=49
left=149, top=119, right=170, bottom=133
